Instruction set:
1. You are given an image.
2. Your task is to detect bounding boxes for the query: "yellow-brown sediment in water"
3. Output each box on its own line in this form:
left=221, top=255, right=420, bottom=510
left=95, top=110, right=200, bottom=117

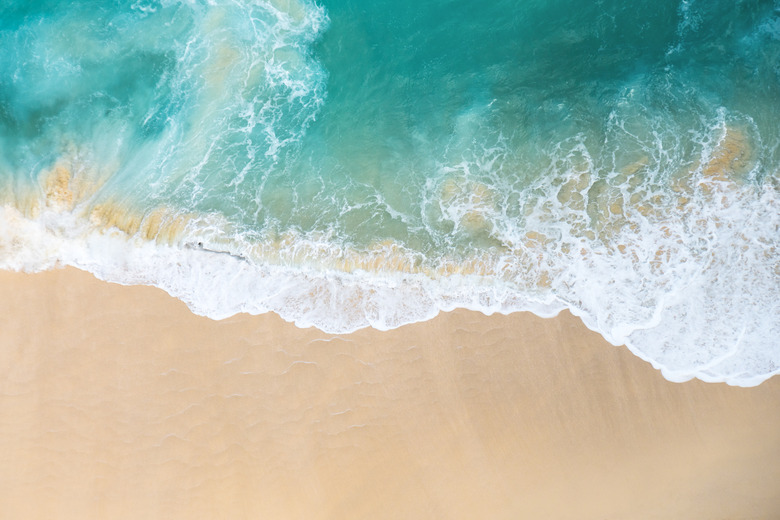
left=506, top=125, right=759, bottom=274
left=440, top=176, right=497, bottom=234
left=556, top=168, right=590, bottom=212
left=702, top=126, right=753, bottom=182
left=90, top=203, right=142, bottom=236
left=139, top=209, right=192, bottom=244
left=41, top=157, right=108, bottom=212
left=553, top=167, right=599, bottom=240
left=44, top=166, right=75, bottom=211
left=8, top=127, right=761, bottom=294
left=586, top=178, right=628, bottom=236
left=362, top=240, right=423, bottom=274
left=6, top=191, right=41, bottom=220
left=586, top=126, right=753, bottom=243
left=89, top=203, right=194, bottom=245
left=248, top=230, right=508, bottom=280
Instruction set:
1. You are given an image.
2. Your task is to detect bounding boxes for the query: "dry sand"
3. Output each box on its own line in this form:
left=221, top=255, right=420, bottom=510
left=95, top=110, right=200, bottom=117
left=0, top=267, right=778, bottom=519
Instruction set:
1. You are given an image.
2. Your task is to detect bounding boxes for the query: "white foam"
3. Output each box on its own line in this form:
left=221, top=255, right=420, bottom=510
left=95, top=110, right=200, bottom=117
left=1, top=149, right=777, bottom=389
left=1, top=1, right=778, bottom=387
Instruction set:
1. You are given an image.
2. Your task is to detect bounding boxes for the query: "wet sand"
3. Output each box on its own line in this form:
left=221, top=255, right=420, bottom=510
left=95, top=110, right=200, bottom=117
left=0, top=267, right=778, bottom=519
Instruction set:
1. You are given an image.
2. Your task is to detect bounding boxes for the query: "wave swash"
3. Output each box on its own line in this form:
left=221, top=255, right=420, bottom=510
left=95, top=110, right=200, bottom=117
left=1, top=0, right=778, bottom=386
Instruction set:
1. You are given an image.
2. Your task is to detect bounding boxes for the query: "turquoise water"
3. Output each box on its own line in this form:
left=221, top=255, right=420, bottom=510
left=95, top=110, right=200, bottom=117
left=0, top=0, right=778, bottom=385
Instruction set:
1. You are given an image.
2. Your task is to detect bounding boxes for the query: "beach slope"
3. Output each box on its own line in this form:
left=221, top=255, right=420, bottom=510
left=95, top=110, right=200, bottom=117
left=0, top=267, right=778, bottom=519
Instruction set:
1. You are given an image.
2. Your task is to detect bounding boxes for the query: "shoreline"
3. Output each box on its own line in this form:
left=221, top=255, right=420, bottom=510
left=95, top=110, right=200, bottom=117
left=0, top=266, right=778, bottom=519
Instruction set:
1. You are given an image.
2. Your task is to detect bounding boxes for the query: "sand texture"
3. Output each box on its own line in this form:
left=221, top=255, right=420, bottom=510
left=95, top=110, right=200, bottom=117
left=0, top=267, right=778, bottom=519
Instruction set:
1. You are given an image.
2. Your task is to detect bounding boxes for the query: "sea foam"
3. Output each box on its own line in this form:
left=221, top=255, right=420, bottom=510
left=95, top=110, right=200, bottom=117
left=1, top=115, right=778, bottom=387
left=1, top=0, right=778, bottom=387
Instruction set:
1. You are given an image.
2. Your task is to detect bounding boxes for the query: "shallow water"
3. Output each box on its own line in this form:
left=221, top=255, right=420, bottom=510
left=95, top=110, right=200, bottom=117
left=0, top=0, right=778, bottom=385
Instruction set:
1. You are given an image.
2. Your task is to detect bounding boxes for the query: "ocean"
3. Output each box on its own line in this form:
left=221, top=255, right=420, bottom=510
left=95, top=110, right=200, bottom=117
left=0, top=0, right=778, bottom=386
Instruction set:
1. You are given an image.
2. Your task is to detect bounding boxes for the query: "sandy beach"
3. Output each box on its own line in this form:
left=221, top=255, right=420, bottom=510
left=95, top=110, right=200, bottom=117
left=0, top=266, right=778, bottom=519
